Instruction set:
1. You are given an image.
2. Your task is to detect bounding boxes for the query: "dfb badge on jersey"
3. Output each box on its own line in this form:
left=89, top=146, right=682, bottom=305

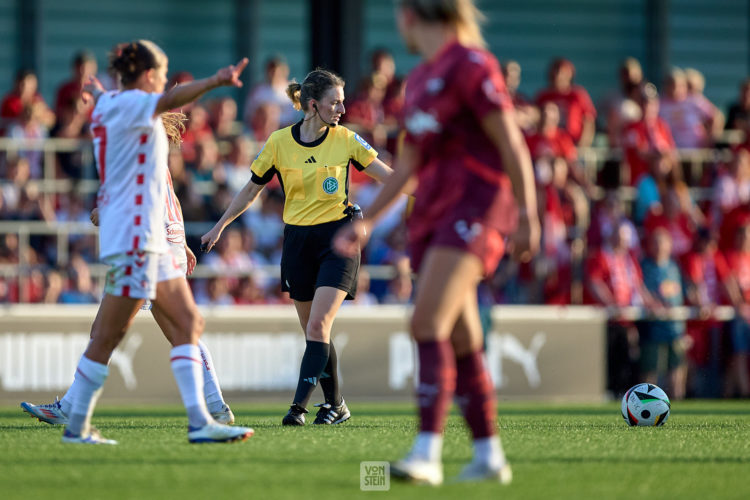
left=322, top=176, right=339, bottom=194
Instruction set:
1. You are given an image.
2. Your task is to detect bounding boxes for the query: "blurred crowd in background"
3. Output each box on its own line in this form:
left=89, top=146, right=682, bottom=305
left=3, top=48, right=750, bottom=398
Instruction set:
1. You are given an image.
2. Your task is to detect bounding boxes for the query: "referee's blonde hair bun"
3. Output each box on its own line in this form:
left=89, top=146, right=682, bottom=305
left=286, top=81, right=303, bottom=111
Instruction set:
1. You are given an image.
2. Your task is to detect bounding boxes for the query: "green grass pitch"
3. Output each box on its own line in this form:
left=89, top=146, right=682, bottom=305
left=1, top=401, right=749, bottom=499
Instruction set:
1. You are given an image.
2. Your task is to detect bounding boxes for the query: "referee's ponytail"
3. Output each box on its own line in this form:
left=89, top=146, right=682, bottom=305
left=286, top=69, right=345, bottom=112
left=286, top=82, right=303, bottom=111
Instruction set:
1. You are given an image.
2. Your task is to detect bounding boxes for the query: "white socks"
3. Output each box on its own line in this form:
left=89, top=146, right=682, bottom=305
left=61, top=341, right=226, bottom=416
left=59, top=389, right=74, bottom=416
left=198, top=340, right=226, bottom=413
left=170, top=344, right=211, bottom=428
left=66, top=356, right=109, bottom=436
left=411, top=432, right=444, bottom=462
left=409, top=433, right=505, bottom=468
left=60, top=340, right=93, bottom=416
left=473, top=436, right=506, bottom=469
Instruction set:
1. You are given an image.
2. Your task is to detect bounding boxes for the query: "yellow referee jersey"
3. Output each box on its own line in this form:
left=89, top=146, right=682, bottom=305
left=251, top=121, right=378, bottom=226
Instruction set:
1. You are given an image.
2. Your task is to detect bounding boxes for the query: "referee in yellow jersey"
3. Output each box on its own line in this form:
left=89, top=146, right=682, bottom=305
left=201, top=69, right=395, bottom=426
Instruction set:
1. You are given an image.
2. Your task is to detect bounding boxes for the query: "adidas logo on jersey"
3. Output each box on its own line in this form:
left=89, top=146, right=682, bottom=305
left=304, top=156, right=317, bottom=163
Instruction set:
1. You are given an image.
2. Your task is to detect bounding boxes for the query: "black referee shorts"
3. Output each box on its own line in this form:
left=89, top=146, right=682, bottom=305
left=280, top=217, right=360, bottom=302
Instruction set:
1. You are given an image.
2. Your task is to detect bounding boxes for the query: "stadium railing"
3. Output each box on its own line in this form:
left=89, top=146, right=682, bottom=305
left=1, top=136, right=736, bottom=200
left=0, top=135, right=743, bottom=304
left=0, top=220, right=401, bottom=302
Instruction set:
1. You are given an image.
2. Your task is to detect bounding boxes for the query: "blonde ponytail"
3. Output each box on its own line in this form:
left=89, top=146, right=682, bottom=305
left=286, top=81, right=303, bottom=111
left=455, top=0, right=486, bottom=49
left=398, top=0, right=487, bottom=49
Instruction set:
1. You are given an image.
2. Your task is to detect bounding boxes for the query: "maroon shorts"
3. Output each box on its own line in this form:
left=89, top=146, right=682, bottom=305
left=408, top=215, right=506, bottom=277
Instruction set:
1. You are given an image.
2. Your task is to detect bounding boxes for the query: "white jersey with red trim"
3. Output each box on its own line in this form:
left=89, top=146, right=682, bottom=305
left=92, top=89, right=169, bottom=259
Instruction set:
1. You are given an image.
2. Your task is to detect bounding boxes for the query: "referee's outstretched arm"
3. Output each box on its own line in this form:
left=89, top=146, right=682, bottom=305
left=201, top=180, right=264, bottom=253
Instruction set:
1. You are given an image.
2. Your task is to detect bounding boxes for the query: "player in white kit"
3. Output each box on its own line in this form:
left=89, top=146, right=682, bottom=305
left=22, top=167, right=235, bottom=427
left=52, top=40, right=251, bottom=444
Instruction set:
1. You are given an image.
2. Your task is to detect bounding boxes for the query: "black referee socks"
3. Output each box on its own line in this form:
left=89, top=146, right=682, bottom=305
left=320, top=340, right=342, bottom=406
left=292, top=340, right=330, bottom=409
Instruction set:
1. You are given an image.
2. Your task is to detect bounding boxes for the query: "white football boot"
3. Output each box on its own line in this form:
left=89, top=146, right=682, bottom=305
left=61, top=426, right=117, bottom=445
left=455, top=461, right=513, bottom=484
left=21, top=398, right=69, bottom=425
left=390, top=454, right=444, bottom=486
left=188, top=421, right=253, bottom=443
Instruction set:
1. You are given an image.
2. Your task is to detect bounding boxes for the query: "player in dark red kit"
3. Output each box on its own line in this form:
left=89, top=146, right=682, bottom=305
left=335, top=0, right=540, bottom=486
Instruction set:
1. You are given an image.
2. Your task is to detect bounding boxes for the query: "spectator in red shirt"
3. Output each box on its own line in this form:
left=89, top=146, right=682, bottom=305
left=50, top=95, right=90, bottom=178
left=526, top=101, right=592, bottom=196
left=680, top=227, right=732, bottom=396
left=527, top=103, right=589, bottom=303
left=586, top=221, right=655, bottom=309
left=526, top=102, right=577, bottom=164
left=181, top=104, right=214, bottom=164
left=537, top=167, right=572, bottom=304
left=601, top=57, right=644, bottom=148
left=586, top=220, right=659, bottom=395
left=718, top=201, right=750, bottom=252
left=682, top=228, right=731, bottom=311
left=344, top=74, right=389, bottom=153
left=54, top=50, right=97, bottom=119
left=502, top=60, right=538, bottom=133
left=622, top=83, right=677, bottom=185
left=644, top=187, right=702, bottom=259
left=368, top=48, right=403, bottom=127
left=1, top=70, right=54, bottom=127
left=535, top=58, right=596, bottom=147
left=712, top=148, right=750, bottom=231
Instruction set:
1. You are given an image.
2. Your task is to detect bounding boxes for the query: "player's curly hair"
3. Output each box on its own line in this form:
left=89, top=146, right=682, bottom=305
left=109, top=40, right=166, bottom=87
left=161, top=112, right=186, bottom=145
left=397, top=0, right=486, bottom=49
left=285, top=69, right=345, bottom=112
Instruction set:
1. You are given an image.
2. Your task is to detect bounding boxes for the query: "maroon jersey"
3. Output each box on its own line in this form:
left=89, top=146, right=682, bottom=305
left=403, top=42, right=517, bottom=243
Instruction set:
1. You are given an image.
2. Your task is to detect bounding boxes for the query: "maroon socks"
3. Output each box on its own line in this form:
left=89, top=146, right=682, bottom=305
left=416, top=340, right=456, bottom=433
left=455, top=349, right=497, bottom=439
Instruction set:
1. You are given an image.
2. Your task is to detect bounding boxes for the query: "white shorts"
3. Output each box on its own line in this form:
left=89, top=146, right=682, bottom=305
left=104, top=248, right=184, bottom=300
left=159, top=242, right=187, bottom=282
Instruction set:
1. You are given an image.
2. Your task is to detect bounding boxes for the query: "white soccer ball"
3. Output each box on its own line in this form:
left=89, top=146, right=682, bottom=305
left=621, top=383, right=671, bottom=426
